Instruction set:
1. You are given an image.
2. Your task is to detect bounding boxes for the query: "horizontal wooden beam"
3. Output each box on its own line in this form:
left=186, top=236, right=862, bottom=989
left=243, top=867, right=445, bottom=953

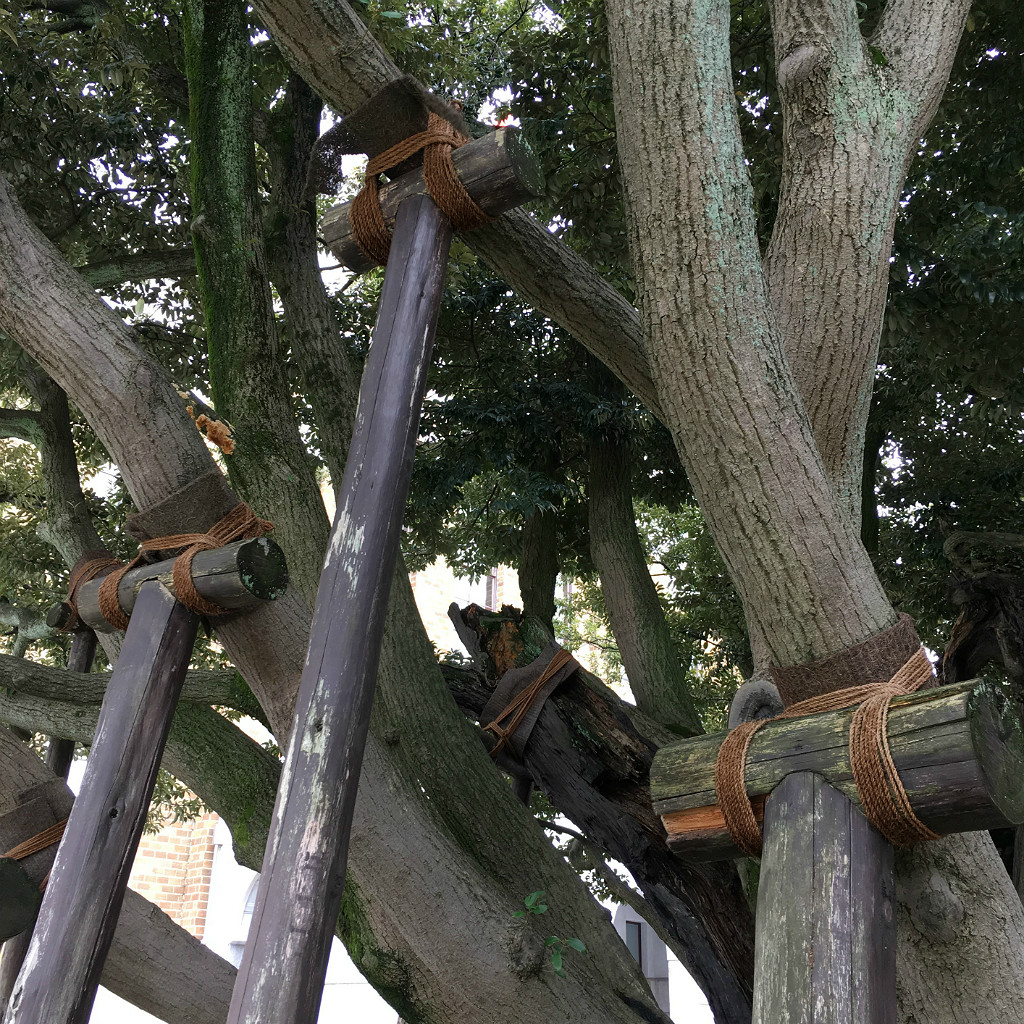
left=321, top=127, right=544, bottom=274
left=47, top=537, right=287, bottom=633
left=651, top=679, right=1024, bottom=861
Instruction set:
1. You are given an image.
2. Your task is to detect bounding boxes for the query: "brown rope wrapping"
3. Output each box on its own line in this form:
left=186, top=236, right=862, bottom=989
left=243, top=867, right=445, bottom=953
left=715, top=646, right=939, bottom=857
left=3, top=818, right=68, bottom=861
left=96, top=503, right=273, bottom=630
left=485, top=648, right=574, bottom=758
left=350, top=111, right=494, bottom=267
left=4, top=818, right=68, bottom=893
left=61, top=552, right=123, bottom=631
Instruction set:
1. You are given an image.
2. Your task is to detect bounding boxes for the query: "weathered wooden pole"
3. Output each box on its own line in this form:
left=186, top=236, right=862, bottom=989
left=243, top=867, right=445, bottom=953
left=0, top=630, right=97, bottom=1006
left=5, top=584, right=197, bottom=1024
left=6, top=537, right=287, bottom=1024
left=226, top=84, right=543, bottom=1024
left=753, top=773, right=895, bottom=1024
left=651, top=677, right=1024, bottom=1024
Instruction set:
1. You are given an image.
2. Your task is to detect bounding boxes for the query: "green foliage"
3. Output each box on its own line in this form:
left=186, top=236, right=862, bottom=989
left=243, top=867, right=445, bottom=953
left=513, top=890, right=587, bottom=978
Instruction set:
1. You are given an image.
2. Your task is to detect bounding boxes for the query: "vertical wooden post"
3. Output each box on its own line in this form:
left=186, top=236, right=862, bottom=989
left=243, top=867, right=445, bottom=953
left=5, top=583, right=198, bottom=1024
left=227, top=194, right=452, bottom=1024
left=753, top=772, right=895, bottom=1024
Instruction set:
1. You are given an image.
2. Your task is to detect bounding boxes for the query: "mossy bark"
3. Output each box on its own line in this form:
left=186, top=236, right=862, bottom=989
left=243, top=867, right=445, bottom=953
left=182, top=0, right=327, bottom=606
left=589, top=435, right=701, bottom=736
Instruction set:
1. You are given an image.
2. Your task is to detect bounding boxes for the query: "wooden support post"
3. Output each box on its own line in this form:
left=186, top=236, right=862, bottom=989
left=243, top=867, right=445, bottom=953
left=4, top=583, right=198, bottom=1024
left=226, top=194, right=452, bottom=1024
left=0, top=630, right=97, bottom=1006
left=46, top=537, right=287, bottom=634
left=753, top=773, right=895, bottom=1024
left=652, top=679, right=1024, bottom=861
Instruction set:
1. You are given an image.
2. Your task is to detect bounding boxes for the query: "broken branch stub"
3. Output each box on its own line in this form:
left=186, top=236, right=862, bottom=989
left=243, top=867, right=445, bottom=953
left=321, top=127, right=544, bottom=274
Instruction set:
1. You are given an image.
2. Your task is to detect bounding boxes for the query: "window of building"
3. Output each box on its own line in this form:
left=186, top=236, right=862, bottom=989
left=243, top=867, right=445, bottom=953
left=625, top=920, right=643, bottom=969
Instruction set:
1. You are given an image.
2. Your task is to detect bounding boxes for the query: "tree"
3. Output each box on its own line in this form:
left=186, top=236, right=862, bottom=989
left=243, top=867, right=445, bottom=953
left=1, top=1, right=1024, bottom=1023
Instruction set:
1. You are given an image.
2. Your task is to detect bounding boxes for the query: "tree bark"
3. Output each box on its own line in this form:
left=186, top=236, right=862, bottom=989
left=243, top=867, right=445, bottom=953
left=519, top=508, right=559, bottom=632
left=589, top=435, right=701, bottom=735
left=182, top=0, right=329, bottom=608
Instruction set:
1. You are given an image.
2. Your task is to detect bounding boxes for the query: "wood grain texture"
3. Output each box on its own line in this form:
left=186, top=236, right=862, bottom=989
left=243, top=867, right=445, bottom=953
left=753, top=772, right=895, bottom=1024
left=226, top=195, right=453, bottom=1024
left=321, top=127, right=544, bottom=274
left=5, top=583, right=198, bottom=1024
left=48, top=537, right=287, bottom=633
left=653, top=679, right=1024, bottom=860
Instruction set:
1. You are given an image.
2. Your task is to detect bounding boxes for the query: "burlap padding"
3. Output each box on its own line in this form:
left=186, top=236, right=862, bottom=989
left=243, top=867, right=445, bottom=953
left=126, top=467, right=240, bottom=550
left=770, top=613, right=922, bottom=705
left=481, top=642, right=579, bottom=762
left=0, top=780, right=71, bottom=888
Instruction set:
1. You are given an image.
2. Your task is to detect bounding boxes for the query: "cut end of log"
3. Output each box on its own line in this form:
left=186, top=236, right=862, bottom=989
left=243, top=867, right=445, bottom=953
left=236, top=537, right=289, bottom=602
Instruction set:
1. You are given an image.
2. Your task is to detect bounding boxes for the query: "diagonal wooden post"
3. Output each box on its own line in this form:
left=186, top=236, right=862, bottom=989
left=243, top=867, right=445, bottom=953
left=4, top=538, right=287, bottom=1024
left=0, top=629, right=97, bottom=1008
left=650, top=678, right=1024, bottom=1023
left=4, top=583, right=198, bottom=1024
left=226, top=97, right=543, bottom=1024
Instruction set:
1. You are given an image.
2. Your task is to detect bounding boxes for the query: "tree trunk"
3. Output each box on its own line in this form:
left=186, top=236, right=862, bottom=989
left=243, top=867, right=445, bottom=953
left=589, top=435, right=701, bottom=735
left=520, top=508, right=559, bottom=632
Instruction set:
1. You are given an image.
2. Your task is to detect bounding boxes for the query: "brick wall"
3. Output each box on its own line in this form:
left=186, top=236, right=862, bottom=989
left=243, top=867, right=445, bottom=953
left=129, top=812, right=218, bottom=939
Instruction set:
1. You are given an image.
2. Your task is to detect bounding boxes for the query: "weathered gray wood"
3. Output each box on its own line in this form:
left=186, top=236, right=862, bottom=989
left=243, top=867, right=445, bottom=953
left=227, top=195, right=454, bottom=1024
left=753, top=773, right=895, bottom=1024
left=652, top=679, right=1024, bottom=860
left=321, top=127, right=544, bottom=274
left=47, top=536, right=287, bottom=633
left=0, top=632, right=97, bottom=995
left=5, top=583, right=198, bottom=1024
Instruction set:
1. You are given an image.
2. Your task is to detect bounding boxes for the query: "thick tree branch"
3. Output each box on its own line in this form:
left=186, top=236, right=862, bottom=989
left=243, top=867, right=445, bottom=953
left=441, top=614, right=755, bottom=1023
left=872, top=0, right=972, bottom=135
left=588, top=434, right=701, bottom=735
left=78, top=248, right=197, bottom=289
left=252, top=0, right=662, bottom=418
left=0, top=408, right=44, bottom=446
left=0, top=654, right=263, bottom=721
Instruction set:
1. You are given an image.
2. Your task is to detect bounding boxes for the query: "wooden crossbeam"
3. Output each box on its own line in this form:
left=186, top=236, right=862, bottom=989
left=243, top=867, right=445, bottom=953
left=651, top=677, right=1024, bottom=1024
